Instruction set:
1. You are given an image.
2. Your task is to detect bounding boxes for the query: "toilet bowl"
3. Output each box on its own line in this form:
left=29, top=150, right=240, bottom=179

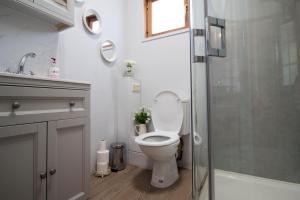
left=135, top=91, right=184, bottom=188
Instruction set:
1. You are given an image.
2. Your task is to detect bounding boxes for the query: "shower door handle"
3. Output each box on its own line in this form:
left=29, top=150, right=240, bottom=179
left=191, top=29, right=205, bottom=63
left=206, top=16, right=226, bottom=57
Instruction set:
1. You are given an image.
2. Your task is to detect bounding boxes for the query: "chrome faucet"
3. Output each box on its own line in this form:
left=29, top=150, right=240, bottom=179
left=17, top=52, right=36, bottom=74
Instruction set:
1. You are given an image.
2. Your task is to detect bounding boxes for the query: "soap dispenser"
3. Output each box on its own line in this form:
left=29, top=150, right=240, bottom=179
left=48, top=57, right=60, bottom=79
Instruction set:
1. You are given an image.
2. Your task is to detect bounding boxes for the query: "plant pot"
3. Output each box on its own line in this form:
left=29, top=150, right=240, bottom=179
left=135, top=124, right=147, bottom=135
left=123, top=70, right=134, bottom=77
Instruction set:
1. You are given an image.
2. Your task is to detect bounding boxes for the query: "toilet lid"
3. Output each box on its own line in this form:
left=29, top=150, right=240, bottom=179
left=152, top=91, right=183, bottom=133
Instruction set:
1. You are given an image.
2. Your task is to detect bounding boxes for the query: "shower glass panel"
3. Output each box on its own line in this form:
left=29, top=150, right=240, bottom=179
left=204, top=0, right=300, bottom=199
left=191, top=0, right=300, bottom=199
left=190, top=0, right=210, bottom=200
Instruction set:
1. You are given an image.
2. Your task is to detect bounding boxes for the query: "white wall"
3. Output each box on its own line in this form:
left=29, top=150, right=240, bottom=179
left=59, top=0, right=125, bottom=172
left=0, top=0, right=125, bottom=172
left=0, top=5, right=59, bottom=75
left=123, top=0, right=192, bottom=169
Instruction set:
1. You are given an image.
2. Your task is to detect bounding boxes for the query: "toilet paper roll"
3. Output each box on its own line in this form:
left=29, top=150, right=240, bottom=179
left=99, top=140, right=106, bottom=151
left=97, top=150, right=109, bottom=163
left=97, top=162, right=108, bottom=173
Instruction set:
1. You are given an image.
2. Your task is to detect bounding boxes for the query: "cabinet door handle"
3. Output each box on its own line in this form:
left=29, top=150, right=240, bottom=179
left=69, top=101, right=75, bottom=107
left=49, top=169, right=56, bottom=175
left=12, top=101, right=21, bottom=110
left=40, top=172, right=47, bottom=179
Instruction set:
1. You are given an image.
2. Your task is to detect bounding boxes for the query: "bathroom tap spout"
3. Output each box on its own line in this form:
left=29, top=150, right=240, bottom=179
left=17, top=52, right=36, bottom=74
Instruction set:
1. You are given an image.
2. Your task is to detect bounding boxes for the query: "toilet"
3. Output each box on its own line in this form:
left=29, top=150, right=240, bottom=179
left=135, top=90, right=189, bottom=188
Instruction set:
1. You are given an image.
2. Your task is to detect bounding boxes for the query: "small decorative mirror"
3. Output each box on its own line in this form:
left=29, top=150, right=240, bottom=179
left=83, top=9, right=102, bottom=34
left=100, top=40, right=117, bottom=63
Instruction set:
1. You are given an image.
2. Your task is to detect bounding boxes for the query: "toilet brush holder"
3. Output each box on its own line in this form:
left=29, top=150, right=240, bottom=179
left=110, top=143, right=126, bottom=172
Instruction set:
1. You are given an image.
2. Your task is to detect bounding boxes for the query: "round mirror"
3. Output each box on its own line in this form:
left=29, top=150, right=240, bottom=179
left=82, top=9, right=102, bottom=34
left=100, top=40, right=117, bottom=63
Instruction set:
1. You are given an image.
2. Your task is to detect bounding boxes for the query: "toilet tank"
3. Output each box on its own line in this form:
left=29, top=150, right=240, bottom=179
left=180, top=98, right=190, bottom=136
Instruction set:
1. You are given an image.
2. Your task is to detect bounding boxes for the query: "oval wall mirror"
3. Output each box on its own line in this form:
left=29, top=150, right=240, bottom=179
left=100, top=40, right=117, bottom=63
left=83, top=9, right=102, bottom=34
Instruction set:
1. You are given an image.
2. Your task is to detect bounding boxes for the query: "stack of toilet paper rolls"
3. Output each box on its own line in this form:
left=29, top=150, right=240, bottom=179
left=96, top=140, right=111, bottom=177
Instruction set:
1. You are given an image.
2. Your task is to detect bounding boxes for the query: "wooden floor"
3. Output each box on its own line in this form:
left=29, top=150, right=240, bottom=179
left=89, top=165, right=192, bottom=200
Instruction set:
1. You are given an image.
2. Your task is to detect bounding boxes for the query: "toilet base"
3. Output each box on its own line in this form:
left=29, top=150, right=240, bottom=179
left=151, top=156, right=179, bottom=188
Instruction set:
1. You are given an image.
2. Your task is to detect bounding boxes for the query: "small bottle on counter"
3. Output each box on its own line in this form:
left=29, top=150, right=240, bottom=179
left=48, top=57, right=60, bottom=79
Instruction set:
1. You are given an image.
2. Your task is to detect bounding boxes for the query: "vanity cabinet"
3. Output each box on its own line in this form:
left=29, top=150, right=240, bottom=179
left=1, top=0, right=74, bottom=29
left=0, top=75, right=90, bottom=200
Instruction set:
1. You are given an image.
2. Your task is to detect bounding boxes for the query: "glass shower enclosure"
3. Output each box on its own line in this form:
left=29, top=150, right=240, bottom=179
left=190, top=0, right=300, bottom=200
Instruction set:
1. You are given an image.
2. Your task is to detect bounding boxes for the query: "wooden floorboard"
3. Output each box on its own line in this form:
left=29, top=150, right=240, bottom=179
left=89, top=165, right=192, bottom=200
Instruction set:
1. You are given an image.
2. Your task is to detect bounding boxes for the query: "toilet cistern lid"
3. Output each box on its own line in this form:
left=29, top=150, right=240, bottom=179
left=151, top=91, right=183, bottom=133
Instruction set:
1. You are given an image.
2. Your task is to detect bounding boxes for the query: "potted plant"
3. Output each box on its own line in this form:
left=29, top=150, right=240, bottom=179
left=123, top=59, right=136, bottom=77
left=134, top=106, right=151, bottom=135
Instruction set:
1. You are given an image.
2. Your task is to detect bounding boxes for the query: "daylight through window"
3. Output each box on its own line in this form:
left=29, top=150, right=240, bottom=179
left=144, top=0, right=189, bottom=37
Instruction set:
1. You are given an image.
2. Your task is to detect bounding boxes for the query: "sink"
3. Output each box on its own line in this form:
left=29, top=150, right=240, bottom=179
left=0, top=71, right=90, bottom=85
left=0, top=71, right=44, bottom=79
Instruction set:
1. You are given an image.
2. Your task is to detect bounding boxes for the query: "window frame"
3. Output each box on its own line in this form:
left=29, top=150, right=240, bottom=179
left=144, top=0, right=190, bottom=38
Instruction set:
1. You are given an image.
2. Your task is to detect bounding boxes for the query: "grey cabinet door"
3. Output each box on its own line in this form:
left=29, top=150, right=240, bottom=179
left=48, top=118, right=90, bottom=200
left=0, top=123, right=47, bottom=200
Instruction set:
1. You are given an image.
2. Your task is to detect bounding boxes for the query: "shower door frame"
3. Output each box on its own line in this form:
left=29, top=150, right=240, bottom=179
left=190, top=0, right=224, bottom=199
left=203, top=0, right=215, bottom=199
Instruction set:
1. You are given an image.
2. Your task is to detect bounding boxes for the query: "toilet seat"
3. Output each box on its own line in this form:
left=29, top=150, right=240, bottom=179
left=135, top=131, right=179, bottom=147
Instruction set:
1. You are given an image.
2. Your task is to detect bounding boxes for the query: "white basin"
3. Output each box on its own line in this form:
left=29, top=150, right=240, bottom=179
left=0, top=72, right=89, bottom=85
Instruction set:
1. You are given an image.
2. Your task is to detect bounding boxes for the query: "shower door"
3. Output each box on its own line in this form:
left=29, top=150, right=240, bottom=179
left=191, top=0, right=300, bottom=199
left=190, top=0, right=210, bottom=199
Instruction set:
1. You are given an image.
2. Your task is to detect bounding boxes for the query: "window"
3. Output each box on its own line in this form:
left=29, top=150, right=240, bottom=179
left=144, top=0, right=189, bottom=38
